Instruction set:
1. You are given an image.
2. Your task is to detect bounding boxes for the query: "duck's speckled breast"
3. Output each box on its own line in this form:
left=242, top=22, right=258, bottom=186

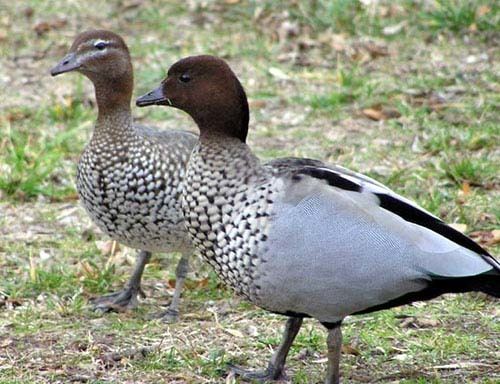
left=77, top=128, right=194, bottom=253
left=181, top=140, right=279, bottom=301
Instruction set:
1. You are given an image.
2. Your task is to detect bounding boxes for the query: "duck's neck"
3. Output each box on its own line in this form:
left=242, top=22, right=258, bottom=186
left=193, top=133, right=264, bottom=182
left=193, top=85, right=249, bottom=144
left=93, top=75, right=134, bottom=136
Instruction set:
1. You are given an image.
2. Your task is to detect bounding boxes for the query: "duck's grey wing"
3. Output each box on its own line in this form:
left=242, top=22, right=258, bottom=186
left=295, top=165, right=497, bottom=264
left=135, top=124, right=198, bottom=148
left=266, top=157, right=325, bottom=172
left=255, top=163, right=498, bottom=322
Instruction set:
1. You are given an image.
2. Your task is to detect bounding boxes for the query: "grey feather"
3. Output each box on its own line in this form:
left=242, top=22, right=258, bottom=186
left=255, top=179, right=492, bottom=323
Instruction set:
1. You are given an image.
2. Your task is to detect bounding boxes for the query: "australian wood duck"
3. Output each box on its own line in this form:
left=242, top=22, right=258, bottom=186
left=136, top=55, right=499, bottom=383
left=50, top=30, right=197, bottom=322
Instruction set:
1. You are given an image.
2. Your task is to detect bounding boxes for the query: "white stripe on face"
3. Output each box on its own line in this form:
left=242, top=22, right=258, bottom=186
left=92, top=39, right=110, bottom=49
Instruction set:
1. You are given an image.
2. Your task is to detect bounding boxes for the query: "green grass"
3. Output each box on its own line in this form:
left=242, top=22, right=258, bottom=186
left=0, top=98, right=91, bottom=201
left=423, top=0, right=499, bottom=33
left=306, top=65, right=375, bottom=115
left=0, top=0, right=498, bottom=383
left=215, top=0, right=499, bottom=38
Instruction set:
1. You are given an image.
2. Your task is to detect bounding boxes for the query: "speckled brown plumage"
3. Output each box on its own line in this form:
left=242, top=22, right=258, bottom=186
left=51, top=30, right=196, bottom=321
left=77, top=116, right=195, bottom=253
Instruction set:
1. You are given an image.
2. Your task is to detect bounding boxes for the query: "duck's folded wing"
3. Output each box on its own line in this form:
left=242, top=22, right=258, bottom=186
left=294, top=164, right=498, bottom=267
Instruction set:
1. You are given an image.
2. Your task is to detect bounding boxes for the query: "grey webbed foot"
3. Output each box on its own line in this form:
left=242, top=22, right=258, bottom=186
left=227, top=363, right=284, bottom=381
left=91, top=286, right=143, bottom=312
left=91, top=250, right=151, bottom=313
left=159, top=307, right=180, bottom=323
left=151, top=253, right=190, bottom=323
left=149, top=307, right=180, bottom=323
left=227, top=317, right=303, bottom=382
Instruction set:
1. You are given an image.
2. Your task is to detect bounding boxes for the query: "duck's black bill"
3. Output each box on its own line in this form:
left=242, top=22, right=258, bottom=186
left=136, top=86, right=169, bottom=107
left=50, top=52, right=80, bottom=76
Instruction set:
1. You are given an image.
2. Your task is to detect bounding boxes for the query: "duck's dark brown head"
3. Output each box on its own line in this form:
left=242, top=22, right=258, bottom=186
left=136, top=55, right=249, bottom=142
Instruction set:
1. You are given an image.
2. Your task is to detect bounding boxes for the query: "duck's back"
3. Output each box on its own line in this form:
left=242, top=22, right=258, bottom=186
left=77, top=124, right=197, bottom=252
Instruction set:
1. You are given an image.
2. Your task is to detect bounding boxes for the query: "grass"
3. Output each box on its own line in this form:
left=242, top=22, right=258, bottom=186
left=0, top=92, right=91, bottom=201
left=423, top=0, right=499, bottom=33
left=0, top=0, right=499, bottom=383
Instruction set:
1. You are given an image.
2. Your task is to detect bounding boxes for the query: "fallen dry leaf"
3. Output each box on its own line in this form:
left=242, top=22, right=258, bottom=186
left=383, top=21, right=406, bottom=36
left=33, top=21, right=50, bottom=35
left=100, top=347, right=151, bottom=368
left=433, top=362, right=493, bottom=370
left=52, top=192, right=79, bottom=202
left=391, top=353, right=410, bottom=362
left=23, top=7, right=34, bottom=18
left=79, top=260, right=99, bottom=279
left=400, top=316, right=440, bottom=328
left=39, top=248, right=53, bottom=262
left=33, top=18, right=67, bottom=36
left=362, top=106, right=401, bottom=121
left=312, top=357, right=328, bottom=364
left=0, top=339, right=13, bottom=348
left=95, top=240, right=120, bottom=256
left=29, top=256, right=38, bottom=283
left=184, top=277, right=209, bottom=289
left=246, top=325, right=259, bottom=337
left=469, top=229, right=500, bottom=246
left=248, top=99, right=267, bottom=109
left=5, top=110, right=31, bottom=122
left=0, top=297, right=23, bottom=309
left=317, top=31, right=347, bottom=52
left=342, top=344, right=361, bottom=356
left=195, top=277, right=209, bottom=288
left=224, top=328, right=244, bottom=338
left=465, top=53, right=489, bottom=64
left=476, top=5, right=491, bottom=17
left=120, top=0, right=144, bottom=11
left=461, top=181, right=471, bottom=195
left=49, top=18, right=67, bottom=29
left=406, top=91, right=449, bottom=112
left=491, top=229, right=500, bottom=245
left=448, top=223, right=467, bottom=233
left=362, top=108, right=384, bottom=121
left=277, top=20, right=300, bottom=41
left=362, top=41, right=389, bottom=59
left=268, top=67, right=290, bottom=81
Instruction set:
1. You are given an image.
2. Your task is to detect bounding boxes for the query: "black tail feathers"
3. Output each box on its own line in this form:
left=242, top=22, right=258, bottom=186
left=477, top=270, right=500, bottom=298
left=434, top=271, right=500, bottom=298
left=354, top=270, right=499, bottom=316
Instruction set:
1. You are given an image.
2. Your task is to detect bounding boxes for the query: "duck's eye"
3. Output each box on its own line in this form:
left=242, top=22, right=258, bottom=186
left=94, top=41, right=107, bottom=50
left=179, top=73, right=191, bottom=83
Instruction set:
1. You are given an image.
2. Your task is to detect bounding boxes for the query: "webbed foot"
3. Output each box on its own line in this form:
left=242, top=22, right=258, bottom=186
left=228, top=363, right=284, bottom=381
left=91, top=286, right=143, bottom=312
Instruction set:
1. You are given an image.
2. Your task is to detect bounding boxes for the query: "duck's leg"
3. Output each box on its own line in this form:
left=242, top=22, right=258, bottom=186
left=91, top=250, right=152, bottom=311
left=159, top=252, right=190, bottom=323
left=324, top=323, right=342, bottom=384
left=229, top=317, right=303, bottom=381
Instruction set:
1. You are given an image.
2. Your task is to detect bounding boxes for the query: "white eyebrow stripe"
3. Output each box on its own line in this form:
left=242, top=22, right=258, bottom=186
left=92, top=39, right=110, bottom=46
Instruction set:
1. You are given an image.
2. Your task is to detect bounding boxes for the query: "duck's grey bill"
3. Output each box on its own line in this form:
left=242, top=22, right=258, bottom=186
left=50, top=52, right=80, bottom=76
left=136, top=86, right=170, bottom=107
